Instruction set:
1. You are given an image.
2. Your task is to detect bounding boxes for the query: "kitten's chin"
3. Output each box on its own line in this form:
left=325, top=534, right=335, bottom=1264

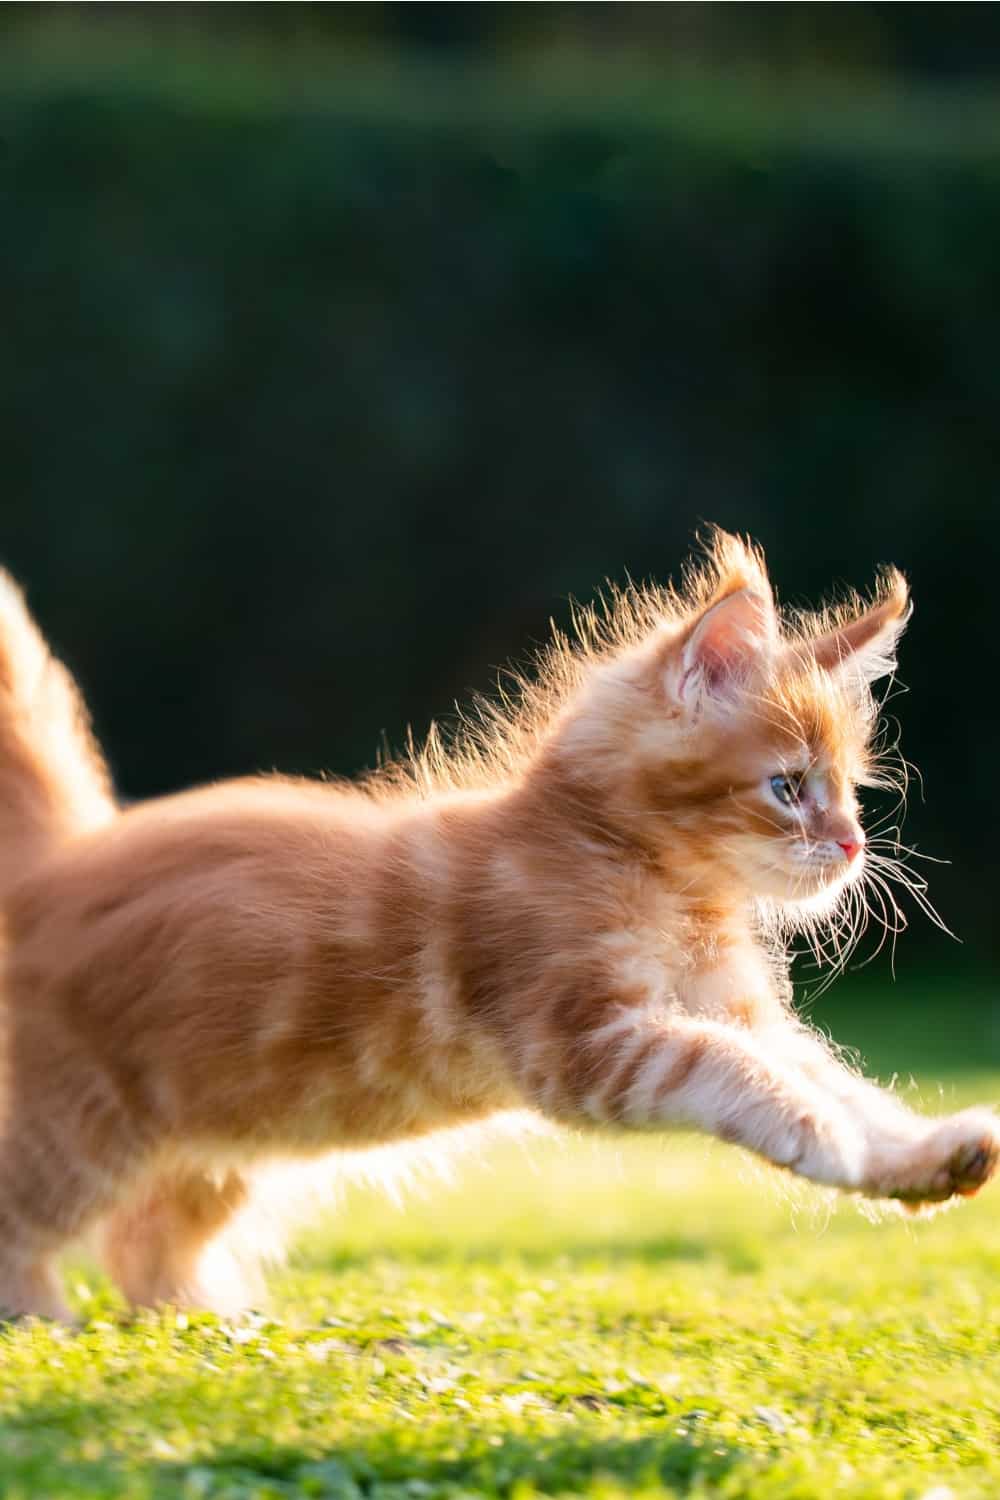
left=751, top=878, right=851, bottom=933
left=780, top=876, right=851, bottom=919
left=749, top=859, right=855, bottom=911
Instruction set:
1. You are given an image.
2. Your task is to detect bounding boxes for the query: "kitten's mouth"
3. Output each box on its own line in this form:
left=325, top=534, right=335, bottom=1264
left=760, top=848, right=861, bottom=902
left=821, top=849, right=864, bottom=876
left=739, top=841, right=863, bottom=901
left=793, top=853, right=864, bottom=898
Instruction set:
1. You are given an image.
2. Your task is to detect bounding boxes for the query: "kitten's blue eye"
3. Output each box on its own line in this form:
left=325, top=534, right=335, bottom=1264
left=770, top=774, right=803, bottom=807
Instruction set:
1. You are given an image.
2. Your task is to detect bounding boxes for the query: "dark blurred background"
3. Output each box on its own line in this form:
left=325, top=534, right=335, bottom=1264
left=1, top=3, right=997, bottom=972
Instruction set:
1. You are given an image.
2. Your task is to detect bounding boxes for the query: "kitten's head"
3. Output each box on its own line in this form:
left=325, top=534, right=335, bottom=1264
left=563, top=531, right=910, bottom=914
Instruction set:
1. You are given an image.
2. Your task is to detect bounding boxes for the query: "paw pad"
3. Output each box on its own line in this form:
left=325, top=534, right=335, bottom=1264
left=952, top=1137, right=998, bottom=1197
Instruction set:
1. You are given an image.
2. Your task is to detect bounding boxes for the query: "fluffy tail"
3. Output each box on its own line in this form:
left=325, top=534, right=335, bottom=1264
left=0, top=570, right=116, bottom=892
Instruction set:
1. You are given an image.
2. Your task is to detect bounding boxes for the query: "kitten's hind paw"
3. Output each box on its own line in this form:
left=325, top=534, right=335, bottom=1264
left=867, top=1108, right=1000, bottom=1209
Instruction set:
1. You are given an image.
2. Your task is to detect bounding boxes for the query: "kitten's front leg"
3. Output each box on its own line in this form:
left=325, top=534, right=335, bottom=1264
left=770, top=1023, right=1000, bottom=1208
left=519, top=997, right=870, bottom=1189
left=518, top=991, right=999, bottom=1204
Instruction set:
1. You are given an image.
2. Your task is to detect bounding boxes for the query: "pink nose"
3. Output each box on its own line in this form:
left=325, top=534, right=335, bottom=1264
left=838, top=838, right=864, bottom=862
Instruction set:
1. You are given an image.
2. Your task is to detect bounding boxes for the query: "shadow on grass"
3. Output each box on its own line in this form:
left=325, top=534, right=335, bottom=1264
left=0, top=1390, right=760, bottom=1498
left=164, top=1425, right=755, bottom=1498
left=294, top=1231, right=763, bottom=1275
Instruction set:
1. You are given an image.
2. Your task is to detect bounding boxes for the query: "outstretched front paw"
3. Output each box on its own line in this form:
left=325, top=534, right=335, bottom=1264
left=868, top=1108, right=1000, bottom=1210
left=948, top=1118, right=1000, bottom=1197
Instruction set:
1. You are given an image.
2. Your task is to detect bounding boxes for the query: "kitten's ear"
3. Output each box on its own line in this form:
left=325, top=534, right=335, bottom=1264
left=809, top=570, right=910, bottom=684
left=673, top=588, right=776, bottom=706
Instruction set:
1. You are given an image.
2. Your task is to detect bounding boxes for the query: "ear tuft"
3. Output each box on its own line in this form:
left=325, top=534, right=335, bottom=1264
left=810, top=567, right=911, bottom=683
left=678, top=587, right=775, bottom=704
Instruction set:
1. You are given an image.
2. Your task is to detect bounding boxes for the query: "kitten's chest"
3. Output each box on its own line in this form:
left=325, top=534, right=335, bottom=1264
left=595, top=889, right=778, bottom=1027
left=675, top=944, right=779, bottom=1026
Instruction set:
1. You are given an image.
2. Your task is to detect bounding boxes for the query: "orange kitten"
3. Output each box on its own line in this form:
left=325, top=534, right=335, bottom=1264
left=0, top=531, right=995, bottom=1321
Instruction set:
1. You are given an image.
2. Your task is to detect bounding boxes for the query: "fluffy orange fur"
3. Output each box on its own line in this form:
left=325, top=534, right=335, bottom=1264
left=0, top=531, right=995, bottom=1322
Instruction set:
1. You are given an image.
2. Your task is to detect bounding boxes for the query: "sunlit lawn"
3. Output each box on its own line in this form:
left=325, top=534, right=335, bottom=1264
left=2, top=979, right=999, bottom=1499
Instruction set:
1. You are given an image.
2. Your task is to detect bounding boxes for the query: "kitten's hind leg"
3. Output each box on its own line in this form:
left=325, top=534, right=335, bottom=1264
left=0, top=1248, right=73, bottom=1323
left=0, top=1127, right=118, bottom=1321
left=102, top=1167, right=262, bottom=1315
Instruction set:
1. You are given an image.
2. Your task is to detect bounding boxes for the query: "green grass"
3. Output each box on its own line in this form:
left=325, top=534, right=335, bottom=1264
left=3, top=980, right=1000, bottom=1499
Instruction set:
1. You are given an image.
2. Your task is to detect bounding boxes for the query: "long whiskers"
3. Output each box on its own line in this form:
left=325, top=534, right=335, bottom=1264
left=752, top=803, right=952, bottom=1002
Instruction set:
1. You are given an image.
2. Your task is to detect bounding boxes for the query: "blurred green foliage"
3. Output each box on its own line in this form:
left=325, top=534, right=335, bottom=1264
left=1, top=34, right=998, bottom=957
left=8, top=4, right=1000, bottom=81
